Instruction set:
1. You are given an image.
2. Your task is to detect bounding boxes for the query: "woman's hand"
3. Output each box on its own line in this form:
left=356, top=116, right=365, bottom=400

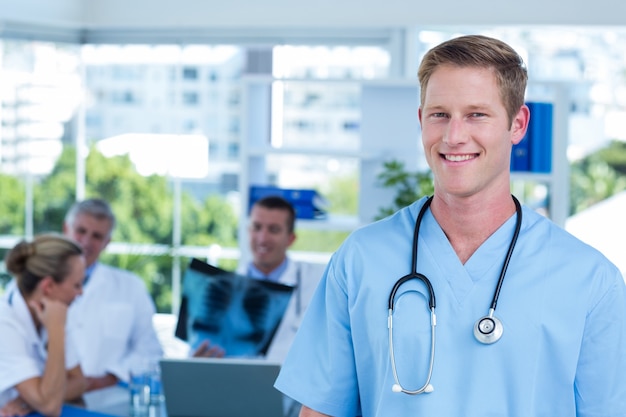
left=29, top=297, right=67, bottom=333
left=0, top=397, right=33, bottom=417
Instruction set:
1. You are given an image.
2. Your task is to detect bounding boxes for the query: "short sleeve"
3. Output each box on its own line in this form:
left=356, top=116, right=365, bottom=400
left=274, top=258, right=361, bottom=417
left=574, top=268, right=626, bottom=416
left=0, top=319, right=41, bottom=393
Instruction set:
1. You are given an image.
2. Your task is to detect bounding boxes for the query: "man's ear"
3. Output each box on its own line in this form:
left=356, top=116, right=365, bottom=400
left=511, top=104, right=530, bottom=145
left=287, top=233, right=296, bottom=248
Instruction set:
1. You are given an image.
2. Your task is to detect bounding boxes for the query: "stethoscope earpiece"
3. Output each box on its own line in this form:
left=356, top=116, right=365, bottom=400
left=391, top=383, right=434, bottom=394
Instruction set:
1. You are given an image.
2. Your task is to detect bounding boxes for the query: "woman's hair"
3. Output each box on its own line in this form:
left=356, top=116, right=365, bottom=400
left=418, top=34, right=528, bottom=127
left=5, top=233, right=83, bottom=296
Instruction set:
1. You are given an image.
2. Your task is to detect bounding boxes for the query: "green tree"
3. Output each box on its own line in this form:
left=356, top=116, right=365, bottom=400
left=85, top=148, right=174, bottom=244
left=593, top=140, right=626, bottom=175
left=183, top=194, right=238, bottom=247
left=320, top=173, right=359, bottom=216
left=0, top=174, right=25, bottom=235
left=569, top=139, right=626, bottom=215
left=34, top=146, right=77, bottom=233
left=570, top=154, right=626, bottom=214
left=28, top=145, right=241, bottom=312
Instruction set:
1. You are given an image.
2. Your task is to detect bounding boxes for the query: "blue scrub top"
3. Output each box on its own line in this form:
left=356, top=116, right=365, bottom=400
left=274, top=197, right=626, bottom=417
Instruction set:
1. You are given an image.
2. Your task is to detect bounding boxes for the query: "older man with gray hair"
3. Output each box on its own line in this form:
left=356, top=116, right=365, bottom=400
left=64, top=198, right=162, bottom=392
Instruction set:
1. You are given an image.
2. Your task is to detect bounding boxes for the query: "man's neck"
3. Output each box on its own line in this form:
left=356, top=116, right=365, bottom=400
left=430, top=192, right=517, bottom=264
left=84, top=262, right=98, bottom=285
left=249, top=258, right=288, bottom=282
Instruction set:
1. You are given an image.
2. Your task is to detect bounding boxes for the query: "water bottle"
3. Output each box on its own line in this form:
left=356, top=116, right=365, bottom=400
left=129, top=363, right=151, bottom=417
left=149, top=361, right=163, bottom=407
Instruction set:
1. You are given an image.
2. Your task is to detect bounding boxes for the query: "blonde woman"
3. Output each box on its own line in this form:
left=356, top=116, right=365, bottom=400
left=0, top=233, right=87, bottom=417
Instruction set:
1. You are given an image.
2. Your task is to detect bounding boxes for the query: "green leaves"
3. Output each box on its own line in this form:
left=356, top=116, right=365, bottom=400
left=375, top=160, right=434, bottom=220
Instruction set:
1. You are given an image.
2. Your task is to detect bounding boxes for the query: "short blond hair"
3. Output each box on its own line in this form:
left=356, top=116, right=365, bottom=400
left=418, top=35, right=528, bottom=127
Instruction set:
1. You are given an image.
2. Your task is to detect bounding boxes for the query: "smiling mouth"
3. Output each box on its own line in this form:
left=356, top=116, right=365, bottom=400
left=443, top=154, right=477, bottom=162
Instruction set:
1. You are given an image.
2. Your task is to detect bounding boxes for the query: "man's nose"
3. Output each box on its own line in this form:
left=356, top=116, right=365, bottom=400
left=77, top=234, right=94, bottom=247
left=256, top=228, right=271, bottom=241
left=443, top=118, right=468, bottom=146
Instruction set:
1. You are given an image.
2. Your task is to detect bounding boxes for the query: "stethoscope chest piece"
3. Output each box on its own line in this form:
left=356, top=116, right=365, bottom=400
left=473, top=312, right=503, bottom=344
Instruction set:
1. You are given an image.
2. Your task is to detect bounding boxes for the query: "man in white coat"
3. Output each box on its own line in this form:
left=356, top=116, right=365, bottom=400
left=64, top=198, right=163, bottom=392
left=193, top=195, right=325, bottom=363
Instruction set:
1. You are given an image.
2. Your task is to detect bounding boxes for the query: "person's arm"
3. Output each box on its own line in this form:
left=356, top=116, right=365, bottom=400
left=15, top=298, right=68, bottom=417
left=0, top=396, right=33, bottom=417
left=575, top=270, right=626, bottom=416
left=85, top=373, right=118, bottom=391
left=300, top=406, right=331, bottom=417
left=65, top=365, right=88, bottom=401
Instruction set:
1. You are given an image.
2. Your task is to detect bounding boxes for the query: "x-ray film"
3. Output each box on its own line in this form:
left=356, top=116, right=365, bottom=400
left=175, top=258, right=295, bottom=357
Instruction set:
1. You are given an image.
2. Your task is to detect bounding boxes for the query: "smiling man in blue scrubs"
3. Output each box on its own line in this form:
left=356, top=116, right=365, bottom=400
left=274, top=35, right=626, bottom=417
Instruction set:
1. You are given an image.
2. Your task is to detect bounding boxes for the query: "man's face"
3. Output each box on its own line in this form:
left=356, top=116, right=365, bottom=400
left=248, top=205, right=296, bottom=275
left=418, top=64, right=528, bottom=200
left=63, top=213, right=112, bottom=268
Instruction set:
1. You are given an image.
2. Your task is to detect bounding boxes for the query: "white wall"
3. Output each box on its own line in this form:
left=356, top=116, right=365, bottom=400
left=2, top=0, right=626, bottom=31
left=82, top=0, right=626, bottom=28
left=0, top=0, right=82, bottom=27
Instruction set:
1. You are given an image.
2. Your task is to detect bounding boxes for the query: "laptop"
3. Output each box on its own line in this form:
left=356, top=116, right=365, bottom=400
left=160, top=357, right=286, bottom=417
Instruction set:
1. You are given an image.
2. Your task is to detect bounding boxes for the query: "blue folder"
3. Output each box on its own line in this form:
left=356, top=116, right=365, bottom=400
left=528, top=102, right=553, bottom=173
left=510, top=101, right=553, bottom=173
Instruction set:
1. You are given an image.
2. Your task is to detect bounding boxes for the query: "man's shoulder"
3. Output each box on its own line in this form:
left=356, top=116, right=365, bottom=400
left=96, top=262, right=136, bottom=275
left=94, top=263, right=146, bottom=287
left=344, top=200, right=420, bottom=245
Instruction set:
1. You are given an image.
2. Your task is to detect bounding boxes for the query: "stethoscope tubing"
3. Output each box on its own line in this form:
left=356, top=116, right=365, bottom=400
left=387, top=195, right=522, bottom=395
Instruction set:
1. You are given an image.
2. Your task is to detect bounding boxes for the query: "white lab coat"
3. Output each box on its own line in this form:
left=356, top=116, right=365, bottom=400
left=0, top=288, right=80, bottom=407
left=238, top=259, right=326, bottom=363
left=67, top=263, right=163, bottom=381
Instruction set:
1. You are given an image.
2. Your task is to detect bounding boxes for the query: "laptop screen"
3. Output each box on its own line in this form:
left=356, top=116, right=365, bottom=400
left=160, top=357, right=286, bottom=417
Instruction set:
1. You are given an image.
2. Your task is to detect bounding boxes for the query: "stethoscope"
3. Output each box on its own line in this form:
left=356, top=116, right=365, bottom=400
left=387, top=195, right=522, bottom=395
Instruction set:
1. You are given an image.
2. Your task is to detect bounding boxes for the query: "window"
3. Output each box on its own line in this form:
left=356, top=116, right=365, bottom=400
left=182, top=66, right=199, bottom=80
left=4, top=27, right=625, bottom=314
left=182, top=91, right=199, bottom=106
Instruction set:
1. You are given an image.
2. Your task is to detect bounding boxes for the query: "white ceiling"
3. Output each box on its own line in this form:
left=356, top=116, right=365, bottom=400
left=2, top=0, right=626, bottom=31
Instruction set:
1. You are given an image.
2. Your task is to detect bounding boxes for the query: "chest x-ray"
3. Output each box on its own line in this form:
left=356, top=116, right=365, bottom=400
left=175, top=258, right=295, bottom=357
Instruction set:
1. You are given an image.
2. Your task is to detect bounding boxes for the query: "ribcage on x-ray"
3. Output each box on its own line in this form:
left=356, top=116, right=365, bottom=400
left=192, top=278, right=234, bottom=333
left=241, top=285, right=271, bottom=343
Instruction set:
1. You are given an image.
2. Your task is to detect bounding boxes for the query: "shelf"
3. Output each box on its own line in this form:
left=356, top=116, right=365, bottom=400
left=511, top=171, right=553, bottom=183
left=295, top=215, right=361, bottom=232
left=247, top=146, right=377, bottom=159
left=239, top=78, right=570, bottom=266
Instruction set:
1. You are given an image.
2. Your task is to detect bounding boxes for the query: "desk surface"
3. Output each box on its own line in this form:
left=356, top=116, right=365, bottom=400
left=30, top=404, right=121, bottom=417
left=82, top=386, right=167, bottom=417
left=82, top=386, right=128, bottom=417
